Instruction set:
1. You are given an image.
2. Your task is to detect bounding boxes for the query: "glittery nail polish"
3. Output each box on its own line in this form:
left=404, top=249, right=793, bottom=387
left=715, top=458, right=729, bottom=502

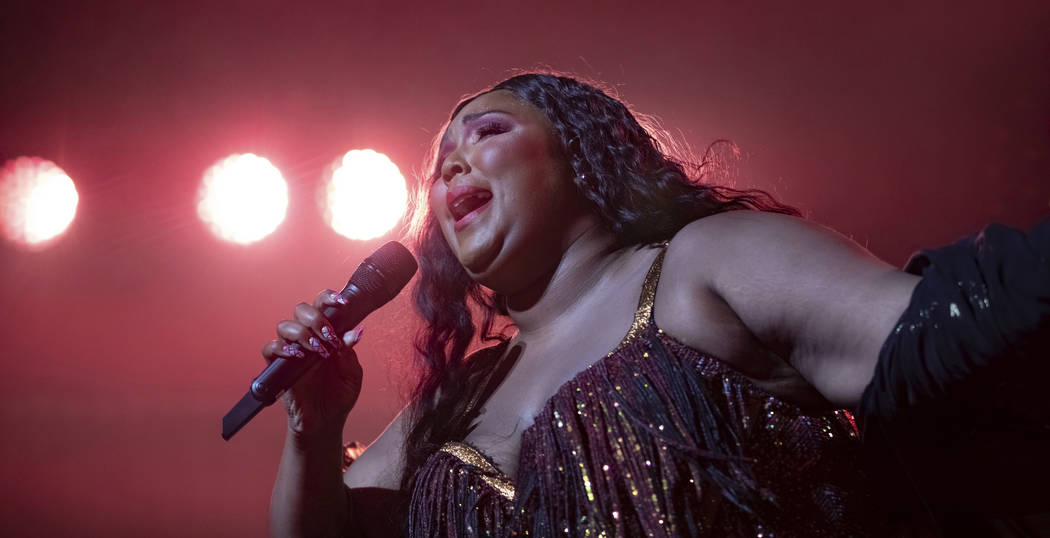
left=282, top=344, right=305, bottom=358
left=308, top=337, right=329, bottom=358
left=330, top=292, right=348, bottom=305
left=321, top=325, right=341, bottom=347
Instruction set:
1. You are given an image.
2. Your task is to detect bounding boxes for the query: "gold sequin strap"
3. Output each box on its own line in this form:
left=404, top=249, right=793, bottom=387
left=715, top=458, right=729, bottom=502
left=622, top=242, right=669, bottom=344
left=439, top=442, right=516, bottom=501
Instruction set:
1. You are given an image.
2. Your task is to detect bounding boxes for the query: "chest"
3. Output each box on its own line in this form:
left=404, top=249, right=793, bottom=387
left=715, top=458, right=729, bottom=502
left=461, top=279, right=797, bottom=479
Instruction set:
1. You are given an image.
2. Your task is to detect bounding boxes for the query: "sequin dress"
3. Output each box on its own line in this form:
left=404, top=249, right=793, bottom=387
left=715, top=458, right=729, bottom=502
left=407, top=246, right=876, bottom=537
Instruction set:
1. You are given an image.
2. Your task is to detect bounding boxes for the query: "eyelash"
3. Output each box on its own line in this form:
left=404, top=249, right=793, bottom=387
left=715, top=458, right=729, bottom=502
left=474, top=121, right=508, bottom=140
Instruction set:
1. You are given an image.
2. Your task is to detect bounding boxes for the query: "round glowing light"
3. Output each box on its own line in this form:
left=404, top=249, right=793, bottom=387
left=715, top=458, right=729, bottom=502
left=0, top=156, right=79, bottom=249
left=323, top=149, right=408, bottom=240
left=197, top=153, right=288, bottom=244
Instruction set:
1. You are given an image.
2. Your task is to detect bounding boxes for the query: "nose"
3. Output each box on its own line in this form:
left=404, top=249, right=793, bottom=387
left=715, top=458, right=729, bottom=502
left=440, top=150, right=470, bottom=183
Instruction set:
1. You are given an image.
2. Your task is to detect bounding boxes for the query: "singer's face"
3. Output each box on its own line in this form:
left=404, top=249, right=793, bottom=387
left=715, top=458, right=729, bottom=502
left=429, top=90, right=592, bottom=291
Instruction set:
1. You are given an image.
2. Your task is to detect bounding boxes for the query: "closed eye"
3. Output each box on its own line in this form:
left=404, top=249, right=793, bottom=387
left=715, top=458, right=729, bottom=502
left=474, top=120, right=509, bottom=141
left=432, top=116, right=511, bottom=182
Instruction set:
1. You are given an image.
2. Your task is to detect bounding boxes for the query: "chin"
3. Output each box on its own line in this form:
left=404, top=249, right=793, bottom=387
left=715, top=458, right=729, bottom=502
left=455, top=233, right=502, bottom=280
left=460, top=238, right=540, bottom=297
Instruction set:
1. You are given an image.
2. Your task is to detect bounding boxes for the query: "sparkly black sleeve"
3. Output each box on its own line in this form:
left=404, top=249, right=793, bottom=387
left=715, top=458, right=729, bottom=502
left=858, top=217, right=1050, bottom=520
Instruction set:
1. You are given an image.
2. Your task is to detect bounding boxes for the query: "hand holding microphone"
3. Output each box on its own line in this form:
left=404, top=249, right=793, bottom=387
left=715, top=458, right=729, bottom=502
left=261, top=291, right=366, bottom=438
left=222, top=242, right=417, bottom=440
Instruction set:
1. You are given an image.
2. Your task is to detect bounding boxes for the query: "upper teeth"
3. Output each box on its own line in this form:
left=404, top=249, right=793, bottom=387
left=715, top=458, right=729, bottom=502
left=453, top=192, right=491, bottom=216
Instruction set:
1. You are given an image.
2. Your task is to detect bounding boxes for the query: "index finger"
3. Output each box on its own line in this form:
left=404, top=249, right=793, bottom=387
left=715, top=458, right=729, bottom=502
left=313, top=288, right=348, bottom=310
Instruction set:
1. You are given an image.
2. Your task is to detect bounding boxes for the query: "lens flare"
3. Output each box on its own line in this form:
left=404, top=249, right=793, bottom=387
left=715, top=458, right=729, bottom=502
left=197, top=154, right=288, bottom=244
left=0, top=157, right=79, bottom=249
left=323, top=149, right=407, bottom=240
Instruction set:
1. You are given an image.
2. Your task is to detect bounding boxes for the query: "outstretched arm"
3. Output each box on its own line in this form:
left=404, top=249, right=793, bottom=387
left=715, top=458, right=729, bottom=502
left=670, top=210, right=1050, bottom=520
left=668, top=210, right=920, bottom=407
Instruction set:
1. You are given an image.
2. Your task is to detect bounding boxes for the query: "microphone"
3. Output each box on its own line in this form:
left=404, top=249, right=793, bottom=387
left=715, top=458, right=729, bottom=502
left=221, top=241, right=417, bottom=441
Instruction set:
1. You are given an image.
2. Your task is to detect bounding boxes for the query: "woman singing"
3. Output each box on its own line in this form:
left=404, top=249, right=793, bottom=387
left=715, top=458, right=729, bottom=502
left=266, top=73, right=1049, bottom=537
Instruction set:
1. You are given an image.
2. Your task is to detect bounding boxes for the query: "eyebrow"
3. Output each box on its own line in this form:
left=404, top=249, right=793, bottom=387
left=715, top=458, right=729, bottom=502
left=458, top=109, right=512, bottom=125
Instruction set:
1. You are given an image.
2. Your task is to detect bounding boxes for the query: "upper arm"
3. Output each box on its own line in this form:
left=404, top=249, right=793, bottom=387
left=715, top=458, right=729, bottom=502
left=343, top=404, right=411, bottom=490
left=671, top=211, right=920, bottom=407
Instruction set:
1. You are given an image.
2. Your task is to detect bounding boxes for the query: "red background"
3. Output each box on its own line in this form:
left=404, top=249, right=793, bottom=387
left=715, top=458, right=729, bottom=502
left=1, top=1, right=1048, bottom=535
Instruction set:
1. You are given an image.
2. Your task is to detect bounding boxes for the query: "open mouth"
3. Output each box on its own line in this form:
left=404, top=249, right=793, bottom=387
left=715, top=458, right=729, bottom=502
left=450, top=192, right=491, bottom=220
left=447, top=187, right=493, bottom=229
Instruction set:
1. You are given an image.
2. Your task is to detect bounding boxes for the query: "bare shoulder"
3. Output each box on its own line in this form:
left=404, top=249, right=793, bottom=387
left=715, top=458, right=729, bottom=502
left=660, top=210, right=920, bottom=406
left=342, top=404, right=411, bottom=490
left=662, top=211, right=826, bottom=297
left=669, top=210, right=871, bottom=263
left=666, top=210, right=891, bottom=294
left=654, top=212, right=816, bottom=381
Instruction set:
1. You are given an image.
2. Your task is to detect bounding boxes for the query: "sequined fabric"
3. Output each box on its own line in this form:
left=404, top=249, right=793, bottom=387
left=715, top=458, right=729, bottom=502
left=408, top=247, right=877, bottom=537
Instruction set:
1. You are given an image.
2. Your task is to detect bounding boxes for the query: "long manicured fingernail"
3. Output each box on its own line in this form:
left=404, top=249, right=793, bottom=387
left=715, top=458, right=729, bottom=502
left=308, top=337, right=330, bottom=358
left=282, top=344, right=305, bottom=358
left=344, top=326, right=364, bottom=346
left=320, top=325, right=342, bottom=348
left=330, top=292, right=348, bottom=305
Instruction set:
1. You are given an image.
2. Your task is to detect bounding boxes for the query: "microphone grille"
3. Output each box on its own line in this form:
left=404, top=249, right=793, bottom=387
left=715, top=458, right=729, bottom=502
left=348, top=241, right=418, bottom=301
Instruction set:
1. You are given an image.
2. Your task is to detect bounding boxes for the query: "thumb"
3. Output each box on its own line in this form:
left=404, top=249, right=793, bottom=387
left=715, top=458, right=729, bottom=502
left=342, top=326, right=364, bottom=347
left=335, top=327, right=364, bottom=380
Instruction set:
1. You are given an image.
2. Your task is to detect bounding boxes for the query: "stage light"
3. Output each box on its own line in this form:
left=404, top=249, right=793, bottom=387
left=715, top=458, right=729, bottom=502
left=197, top=154, right=288, bottom=244
left=0, top=156, right=79, bottom=249
left=323, top=149, right=407, bottom=241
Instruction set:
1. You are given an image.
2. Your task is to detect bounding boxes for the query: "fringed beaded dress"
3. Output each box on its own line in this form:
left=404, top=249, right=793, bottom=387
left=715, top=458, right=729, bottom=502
left=406, top=245, right=876, bottom=537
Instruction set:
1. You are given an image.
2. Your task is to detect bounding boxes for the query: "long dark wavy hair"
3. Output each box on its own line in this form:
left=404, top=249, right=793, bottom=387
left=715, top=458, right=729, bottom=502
left=400, top=72, right=800, bottom=496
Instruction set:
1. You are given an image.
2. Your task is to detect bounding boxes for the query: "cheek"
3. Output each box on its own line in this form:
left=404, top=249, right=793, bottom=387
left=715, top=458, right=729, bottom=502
left=477, top=131, right=549, bottom=174
left=428, top=181, right=447, bottom=215
left=427, top=182, right=458, bottom=244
